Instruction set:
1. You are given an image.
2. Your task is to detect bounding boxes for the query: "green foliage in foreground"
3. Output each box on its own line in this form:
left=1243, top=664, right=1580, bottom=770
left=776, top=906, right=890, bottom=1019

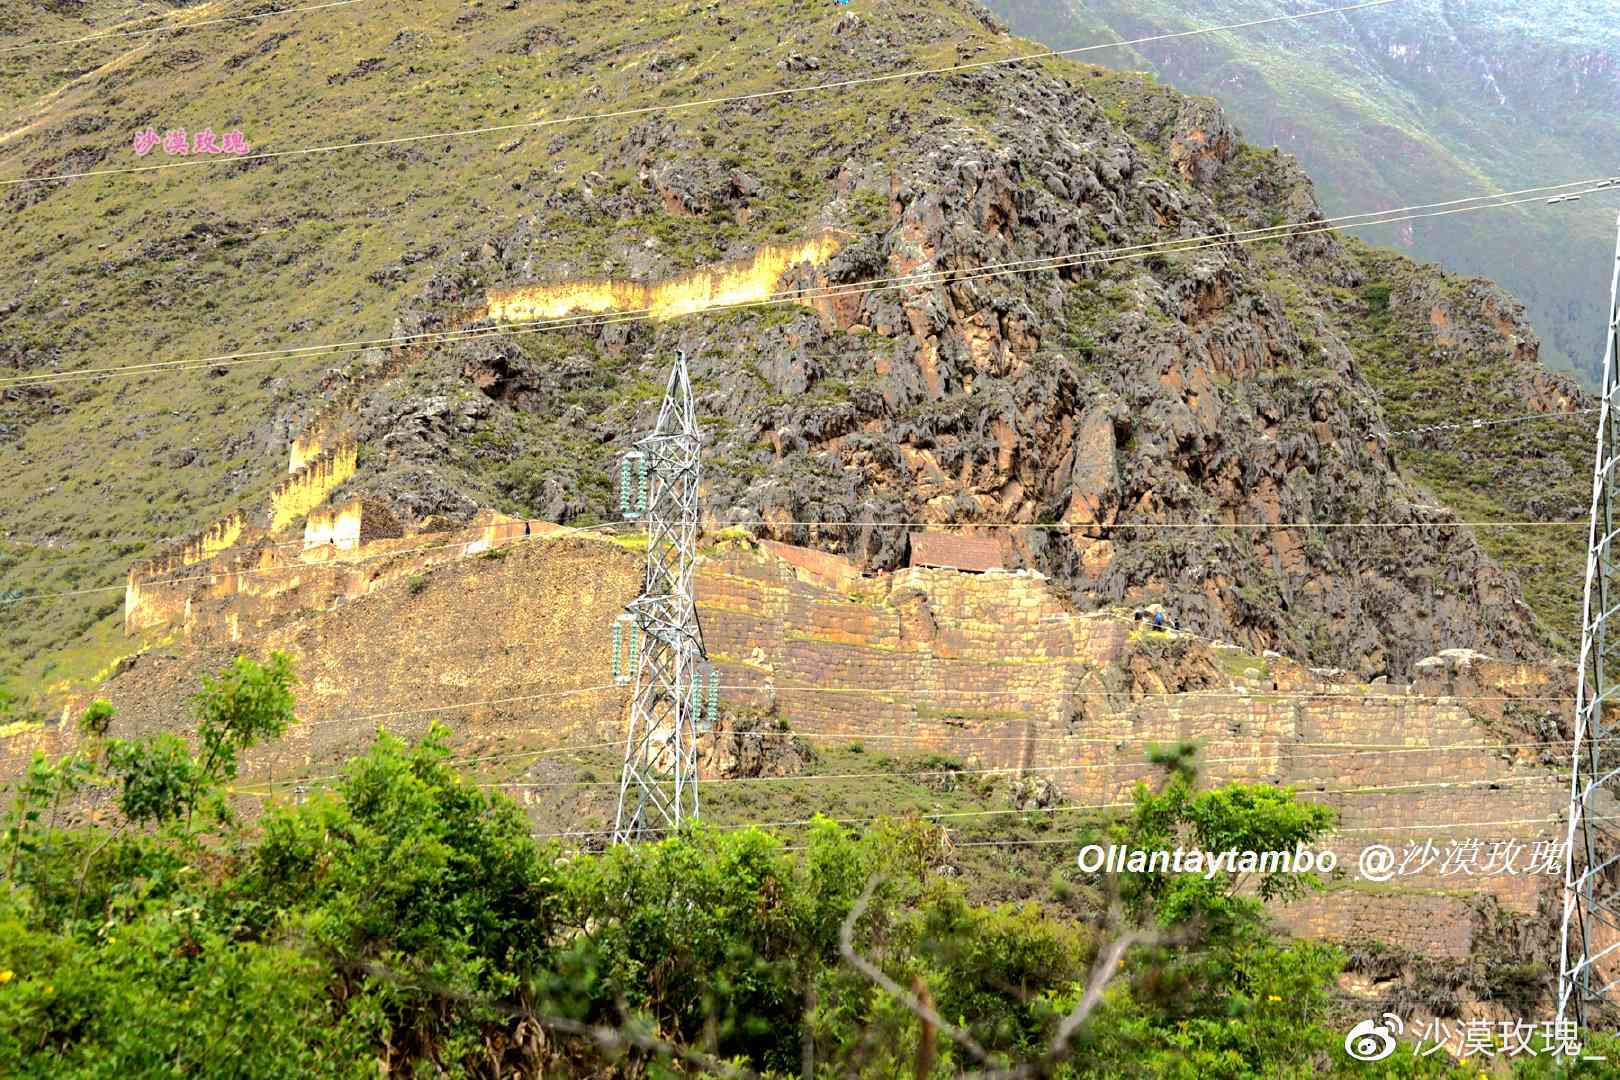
left=0, top=660, right=1615, bottom=1076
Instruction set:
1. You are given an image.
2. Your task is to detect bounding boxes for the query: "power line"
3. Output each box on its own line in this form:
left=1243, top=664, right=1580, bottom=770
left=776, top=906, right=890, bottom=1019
left=941, top=815, right=1566, bottom=848
left=211, top=681, right=1581, bottom=786
left=224, top=739, right=631, bottom=796
left=512, top=773, right=1567, bottom=841
left=706, top=519, right=1584, bottom=530
left=279, top=688, right=1581, bottom=741
left=678, top=684, right=1577, bottom=710
left=237, top=724, right=1579, bottom=796
left=237, top=773, right=1566, bottom=839
left=0, top=0, right=374, bottom=56
left=1, top=497, right=477, bottom=559
left=0, top=520, right=622, bottom=606
left=298, top=683, right=624, bottom=729
left=209, top=668, right=1580, bottom=747
left=2, top=535, right=153, bottom=551
left=1, top=507, right=1590, bottom=607
left=6, top=172, right=1613, bottom=391
left=382, top=740, right=1586, bottom=792
left=1386, top=407, right=1600, bottom=440
left=689, top=686, right=1576, bottom=706
left=4, top=491, right=1596, bottom=587
left=236, top=746, right=1571, bottom=852
left=4, top=513, right=565, bottom=576
left=0, top=0, right=1405, bottom=187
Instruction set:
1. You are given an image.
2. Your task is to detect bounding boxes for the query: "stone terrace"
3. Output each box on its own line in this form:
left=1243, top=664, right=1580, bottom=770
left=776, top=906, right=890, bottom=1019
left=31, top=535, right=1578, bottom=963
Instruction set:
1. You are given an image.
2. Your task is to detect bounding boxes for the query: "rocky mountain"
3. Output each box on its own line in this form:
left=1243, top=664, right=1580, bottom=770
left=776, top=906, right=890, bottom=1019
left=985, top=0, right=1620, bottom=389
left=0, top=0, right=1596, bottom=705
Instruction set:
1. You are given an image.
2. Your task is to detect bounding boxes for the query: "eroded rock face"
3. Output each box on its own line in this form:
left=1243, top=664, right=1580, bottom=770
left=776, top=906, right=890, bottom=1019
left=347, top=44, right=1555, bottom=680
left=701, top=714, right=815, bottom=779
left=1168, top=99, right=1237, bottom=188
left=1401, top=275, right=1586, bottom=415
left=648, top=157, right=763, bottom=218
left=1410, top=648, right=1576, bottom=769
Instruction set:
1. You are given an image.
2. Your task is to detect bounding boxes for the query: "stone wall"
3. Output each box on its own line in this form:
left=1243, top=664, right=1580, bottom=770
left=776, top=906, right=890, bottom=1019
left=695, top=543, right=1567, bottom=937
left=486, top=232, right=845, bottom=322
left=269, top=440, right=357, bottom=532
left=79, top=537, right=645, bottom=784
left=303, top=499, right=364, bottom=551
left=124, top=512, right=257, bottom=633
left=0, top=724, right=73, bottom=783
left=1278, top=892, right=1479, bottom=961
left=128, top=511, right=564, bottom=645
left=288, top=424, right=330, bottom=475
left=299, top=495, right=409, bottom=551
left=94, top=536, right=1573, bottom=963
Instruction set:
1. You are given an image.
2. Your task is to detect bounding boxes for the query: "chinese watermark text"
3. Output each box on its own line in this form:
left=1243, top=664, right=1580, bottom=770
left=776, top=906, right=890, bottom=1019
left=1356, top=839, right=1565, bottom=882
left=133, top=128, right=252, bottom=157
left=1345, top=1013, right=1605, bottom=1062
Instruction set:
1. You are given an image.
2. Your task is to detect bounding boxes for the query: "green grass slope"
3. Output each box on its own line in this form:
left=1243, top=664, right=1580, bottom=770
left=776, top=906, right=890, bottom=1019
left=985, top=0, right=1620, bottom=388
left=0, top=0, right=1003, bottom=697
left=0, top=0, right=1599, bottom=704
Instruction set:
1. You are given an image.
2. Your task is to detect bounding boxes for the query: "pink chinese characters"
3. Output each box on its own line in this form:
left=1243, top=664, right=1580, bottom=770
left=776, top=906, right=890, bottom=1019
left=131, top=127, right=252, bottom=157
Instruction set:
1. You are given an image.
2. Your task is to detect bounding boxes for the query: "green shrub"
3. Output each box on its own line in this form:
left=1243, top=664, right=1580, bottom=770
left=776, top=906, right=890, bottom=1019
left=0, top=661, right=1415, bottom=1077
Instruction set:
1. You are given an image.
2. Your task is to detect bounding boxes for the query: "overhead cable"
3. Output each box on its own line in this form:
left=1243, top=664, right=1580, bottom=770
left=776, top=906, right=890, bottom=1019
left=0, top=0, right=1406, bottom=185
left=5, top=174, right=1612, bottom=391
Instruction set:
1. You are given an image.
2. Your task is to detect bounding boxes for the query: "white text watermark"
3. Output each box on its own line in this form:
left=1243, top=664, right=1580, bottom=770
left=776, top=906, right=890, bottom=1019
left=1345, top=1014, right=1605, bottom=1062
left=1075, top=839, right=1566, bottom=884
left=1076, top=843, right=1337, bottom=877
left=1356, top=839, right=1565, bottom=882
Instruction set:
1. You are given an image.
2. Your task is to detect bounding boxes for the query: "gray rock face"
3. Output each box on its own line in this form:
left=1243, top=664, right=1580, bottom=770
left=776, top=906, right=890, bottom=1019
left=982, top=0, right=1620, bottom=387
left=1168, top=99, right=1237, bottom=188
left=348, top=27, right=1557, bottom=681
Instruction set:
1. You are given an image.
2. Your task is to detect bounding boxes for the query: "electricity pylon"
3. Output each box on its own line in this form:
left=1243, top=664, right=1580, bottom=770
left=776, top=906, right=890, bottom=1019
left=1559, top=213, right=1620, bottom=1029
left=613, top=351, right=707, bottom=844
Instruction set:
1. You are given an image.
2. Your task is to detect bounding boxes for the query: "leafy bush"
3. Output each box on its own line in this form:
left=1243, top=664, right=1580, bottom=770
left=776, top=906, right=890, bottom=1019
left=0, top=659, right=1535, bottom=1077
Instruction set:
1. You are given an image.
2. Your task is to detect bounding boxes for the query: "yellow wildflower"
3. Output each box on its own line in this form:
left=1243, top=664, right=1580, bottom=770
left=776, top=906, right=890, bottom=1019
left=0, top=970, right=12, bottom=984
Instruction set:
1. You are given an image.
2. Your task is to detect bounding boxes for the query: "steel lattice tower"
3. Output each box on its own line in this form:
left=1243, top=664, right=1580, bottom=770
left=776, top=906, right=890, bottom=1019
left=1559, top=214, right=1620, bottom=1029
left=613, top=351, right=706, bottom=844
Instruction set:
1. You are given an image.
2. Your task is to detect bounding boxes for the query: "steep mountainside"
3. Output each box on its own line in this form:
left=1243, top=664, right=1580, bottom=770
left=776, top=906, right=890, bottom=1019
left=985, top=0, right=1620, bottom=388
left=0, top=0, right=1596, bottom=703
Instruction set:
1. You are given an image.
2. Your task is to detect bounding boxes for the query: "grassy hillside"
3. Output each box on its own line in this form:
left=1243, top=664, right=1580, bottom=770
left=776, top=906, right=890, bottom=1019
left=985, top=0, right=1620, bottom=388
left=0, top=0, right=1001, bottom=696
left=1336, top=242, right=1595, bottom=653
left=0, top=0, right=1599, bottom=704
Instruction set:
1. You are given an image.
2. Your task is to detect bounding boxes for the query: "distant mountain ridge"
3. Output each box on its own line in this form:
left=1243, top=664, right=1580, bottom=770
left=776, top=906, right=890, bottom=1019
left=984, top=0, right=1620, bottom=388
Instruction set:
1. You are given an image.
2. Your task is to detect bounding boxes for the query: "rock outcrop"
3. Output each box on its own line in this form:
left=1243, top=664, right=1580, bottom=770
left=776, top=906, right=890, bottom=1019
left=342, top=55, right=1559, bottom=680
